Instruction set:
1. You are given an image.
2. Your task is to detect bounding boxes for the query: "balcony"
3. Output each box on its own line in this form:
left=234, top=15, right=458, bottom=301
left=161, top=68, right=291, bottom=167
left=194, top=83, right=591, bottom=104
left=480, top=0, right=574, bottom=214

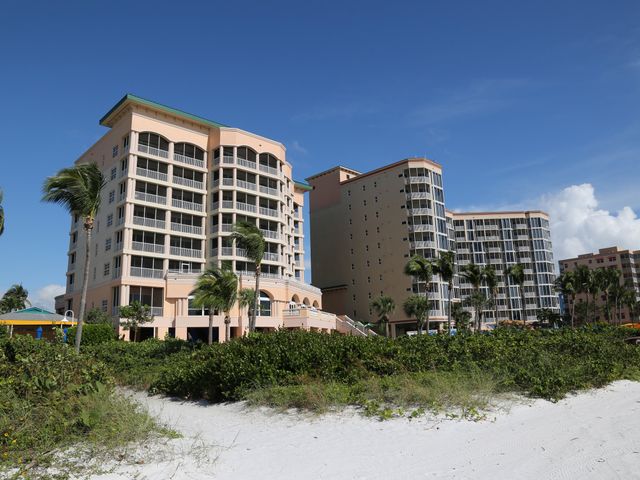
left=210, top=179, right=219, bottom=188
left=170, top=246, right=202, bottom=258
left=173, top=152, right=204, bottom=169
left=264, top=252, right=280, bottom=262
left=220, top=224, right=234, bottom=232
left=115, top=242, right=123, bottom=252
left=118, top=192, right=127, bottom=202
left=408, top=224, right=432, bottom=232
left=261, top=229, right=279, bottom=240
left=222, top=177, right=234, bottom=186
left=112, top=267, right=121, bottom=279
left=259, top=206, right=279, bottom=218
left=259, top=185, right=280, bottom=197
left=258, top=164, right=281, bottom=178
left=173, top=176, right=204, bottom=190
left=150, top=307, right=163, bottom=317
left=489, top=258, right=503, bottom=265
left=237, top=202, right=257, bottom=213
left=132, top=241, right=165, bottom=254
left=136, top=167, right=168, bottom=182
left=236, top=247, right=248, bottom=258
left=406, top=192, right=429, bottom=200
left=220, top=246, right=233, bottom=256
left=406, top=176, right=429, bottom=184
left=135, top=191, right=167, bottom=205
left=408, top=208, right=433, bottom=216
left=130, top=267, right=164, bottom=279
left=133, top=216, right=166, bottom=230
left=222, top=155, right=234, bottom=164
left=410, top=241, right=436, bottom=249
left=171, top=222, right=203, bottom=235
left=116, top=216, right=125, bottom=226
left=237, top=158, right=257, bottom=170
left=237, top=180, right=257, bottom=191
left=138, top=144, right=169, bottom=159
left=172, top=198, right=203, bottom=212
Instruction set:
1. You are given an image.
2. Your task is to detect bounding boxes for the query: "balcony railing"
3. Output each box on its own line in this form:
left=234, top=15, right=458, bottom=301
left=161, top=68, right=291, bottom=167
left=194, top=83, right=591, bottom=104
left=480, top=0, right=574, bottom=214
left=173, top=176, right=204, bottom=190
left=221, top=247, right=233, bottom=256
left=410, top=241, right=436, bottom=249
left=237, top=179, right=257, bottom=191
left=173, top=153, right=205, bottom=169
left=236, top=247, right=247, bottom=257
left=150, top=307, right=163, bottom=317
left=171, top=222, right=203, bottom=235
left=170, top=246, right=202, bottom=258
left=112, top=267, right=121, bottom=279
left=237, top=158, right=257, bottom=170
left=407, top=176, right=429, bottom=184
left=172, top=198, right=203, bottom=212
left=115, top=242, right=123, bottom=252
left=222, top=177, right=234, bottom=186
left=136, top=167, right=168, bottom=182
left=130, top=266, right=164, bottom=279
left=258, top=164, right=280, bottom=177
left=259, top=185, right=279, bottom=197
left=261, top=229, right=279, bottom=239
left=132, top=241, right=165, bottom=254
left=135, top=191, right=167, bottom=205
left=220, top=224, right=234, bottom=232
left=407, top=208, right=433, bottom=216
left=118, top=192, right=127, bottom=202
left=237, top=202, right=257, bottom=213
left=116, top=216, right=125, bottom=226
left=406, top=192, right=429, bottom=199
left=133, top=216, right=166, bottom=229
left=138, top=144, right=169, bottom=159
left=408, top=224, right=431, bottom=232
left=259, top=206, right=279, bottom=217
left=264, top=252, right=280, bottom=262
left=222, top=155, right=234, bottom=164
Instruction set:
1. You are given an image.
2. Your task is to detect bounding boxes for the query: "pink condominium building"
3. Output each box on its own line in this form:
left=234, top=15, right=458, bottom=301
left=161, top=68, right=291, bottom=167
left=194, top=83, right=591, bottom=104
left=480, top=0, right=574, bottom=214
left=55, top=95, right=357, bottom=341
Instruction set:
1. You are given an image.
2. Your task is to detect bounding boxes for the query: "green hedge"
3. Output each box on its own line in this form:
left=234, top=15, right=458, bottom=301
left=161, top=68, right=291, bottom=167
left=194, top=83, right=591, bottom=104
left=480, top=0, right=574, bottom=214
left=68, top=323, right=118, bottom=346
left=145, top=326, right=640, bottom=401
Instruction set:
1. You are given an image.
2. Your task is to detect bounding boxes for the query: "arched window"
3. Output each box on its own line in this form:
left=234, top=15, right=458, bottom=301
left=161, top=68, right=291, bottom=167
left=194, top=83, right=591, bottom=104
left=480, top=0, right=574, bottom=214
left=138, top=132, right=169, bottom=153
left=259, top=291, right=272, bottom=316
left=312, top=300, right=319, bottom=308
left=291, top=294, right=300, bottom=304
left=237, top=146, right=257, bottom=163
left=302, top=297, right=310, bottom=306
left=174, top=142, right=204, bottom=161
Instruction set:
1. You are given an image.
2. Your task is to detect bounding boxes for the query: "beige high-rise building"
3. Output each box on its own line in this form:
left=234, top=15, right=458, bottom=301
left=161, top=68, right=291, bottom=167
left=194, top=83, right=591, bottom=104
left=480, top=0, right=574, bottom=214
left=308, top=160, right=559, bottom=334
left=558, top=246, right=640, bottom=323
left=54, top=94, right=358, bottom=341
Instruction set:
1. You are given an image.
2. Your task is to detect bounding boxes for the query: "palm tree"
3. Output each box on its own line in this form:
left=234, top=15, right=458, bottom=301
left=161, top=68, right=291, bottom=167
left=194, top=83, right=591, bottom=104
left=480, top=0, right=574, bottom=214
left=451, top=301, right=472, bottom=332
left=599, top=268, right=620, bottom=323
left=460, top=263, right=485, bottom=331
left=42, top=163, right=106, bottom=353
left=505, top=263, right=526, bottom=327
left=433, top=251, right=455, bottom=334
left=574, top=265, right=593, bottom=324
left=622, top=288, right=639, bottom=323
left=554, top=271, right=577, bottom=327
left=191, top=266, right=238, bottom=344
left=238, top=288, right=256, bottom=332
left=0, top=188, right=5, bottom=236
left=587, top=269, right=603, bottom=323
left=0, top=284, right=30, bottom=313
left=483, top=266, right=500, bottom=329
left=230, top=221, right=265, bottom=333
left=370, top=294, right=396, bottom=337
left=404, top=255, right=434, bottom=321
left=403, top=294, right=431, bottom=335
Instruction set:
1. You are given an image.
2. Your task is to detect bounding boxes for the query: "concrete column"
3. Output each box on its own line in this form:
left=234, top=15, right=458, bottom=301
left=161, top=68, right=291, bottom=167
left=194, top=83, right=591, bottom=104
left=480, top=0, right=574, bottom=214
left=175, top=326, right=188, bottom=340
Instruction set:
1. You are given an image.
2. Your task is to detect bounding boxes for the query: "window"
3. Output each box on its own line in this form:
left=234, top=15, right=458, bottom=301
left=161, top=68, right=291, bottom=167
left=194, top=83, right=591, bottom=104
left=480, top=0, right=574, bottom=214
left=109, top=190, right=115, bottom=203
left=110, top=167, right=117, bottom=180
left=107, top=214, right=113, bottom=227
left=70, top=252, right=76, bottom=265
left=188, top=296, right=210, bottom=316
left=104, top=263, right=110, bottom=276
left=112, top=145, right=119, bottom=158
left=101, top=299, right=108, bottom=312
left=123, top=135, right=129, bottom=148
left=105, top=238, right=112, bottom=251
left=68, top=273, right=74, bottom=285
left=71, top=232, right=77, bottom=244
left=259, top=291, right=272, bottom=316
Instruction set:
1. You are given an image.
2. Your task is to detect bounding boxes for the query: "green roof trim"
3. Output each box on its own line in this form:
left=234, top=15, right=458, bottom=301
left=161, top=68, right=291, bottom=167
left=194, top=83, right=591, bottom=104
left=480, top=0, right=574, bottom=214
left=294, top=180, right=313, bottom=191
left=100, top=94, right=228, bottom=129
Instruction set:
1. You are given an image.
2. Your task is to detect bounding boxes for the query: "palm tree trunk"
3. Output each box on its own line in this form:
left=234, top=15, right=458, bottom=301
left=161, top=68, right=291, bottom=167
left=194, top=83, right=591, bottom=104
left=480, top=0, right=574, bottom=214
left=208, top=311, right=214, bottom=345
left=134, top=325, right=140, bottom=343
left=252, top=265, right=261, bottom=333
left=585, top=295, right=590, bottom=325
left=570, top=294, right=575, bottom=328
left=75, top=225, right=92, bottom=353
left=224, top=314, right=231, bottom=341
left=493, top=291, right=499, bottom=330
left=447, top=281, right=452, bottom=334
left=520, top=286, right=526, bottom=328
left=385, top=321, right=390, bottom=338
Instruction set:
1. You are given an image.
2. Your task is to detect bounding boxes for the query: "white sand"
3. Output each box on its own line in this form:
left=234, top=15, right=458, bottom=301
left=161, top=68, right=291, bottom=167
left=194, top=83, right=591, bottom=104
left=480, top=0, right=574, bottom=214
left=93, top=381, right=640, bottom=480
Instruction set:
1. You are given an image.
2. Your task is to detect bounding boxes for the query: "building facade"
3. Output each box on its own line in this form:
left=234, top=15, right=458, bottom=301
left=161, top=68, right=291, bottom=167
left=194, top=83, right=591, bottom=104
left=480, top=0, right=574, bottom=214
left=55, top=94, right=347, bottom=341
left=558, top=246, right=640, bottom=323
left=450, top=211, right=559, bottom=324
left=308, top=160, right=559, bottom=334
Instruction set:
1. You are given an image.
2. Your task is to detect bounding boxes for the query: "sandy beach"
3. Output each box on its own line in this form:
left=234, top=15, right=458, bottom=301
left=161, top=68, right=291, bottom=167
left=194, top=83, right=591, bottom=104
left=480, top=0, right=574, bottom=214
left=89, top=380, right=640, bottom=480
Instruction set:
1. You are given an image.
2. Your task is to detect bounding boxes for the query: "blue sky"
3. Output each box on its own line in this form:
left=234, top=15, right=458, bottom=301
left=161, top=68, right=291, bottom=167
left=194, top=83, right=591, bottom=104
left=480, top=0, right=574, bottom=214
left=1, top=0, right=640, bottom=308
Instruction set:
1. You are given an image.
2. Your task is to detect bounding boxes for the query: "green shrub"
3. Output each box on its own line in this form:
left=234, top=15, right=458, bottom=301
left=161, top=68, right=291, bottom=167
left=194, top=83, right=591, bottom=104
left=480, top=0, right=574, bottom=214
left=68, top=323, right=118, bottom=346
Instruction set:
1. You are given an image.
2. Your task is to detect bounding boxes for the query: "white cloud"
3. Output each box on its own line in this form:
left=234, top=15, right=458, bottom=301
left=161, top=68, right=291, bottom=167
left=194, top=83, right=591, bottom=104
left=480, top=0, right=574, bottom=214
left=541, top=184, right=640, bottom=261
left=290, top=140, right=308, bottom=155
left=29, top=284, right=65, bottom=311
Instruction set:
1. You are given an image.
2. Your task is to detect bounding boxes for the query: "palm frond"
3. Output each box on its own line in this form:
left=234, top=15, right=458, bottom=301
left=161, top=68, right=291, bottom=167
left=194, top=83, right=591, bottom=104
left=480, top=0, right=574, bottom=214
left=42, top=163, right=106, bottom=220
left=230, top=221, right=265, bottom=265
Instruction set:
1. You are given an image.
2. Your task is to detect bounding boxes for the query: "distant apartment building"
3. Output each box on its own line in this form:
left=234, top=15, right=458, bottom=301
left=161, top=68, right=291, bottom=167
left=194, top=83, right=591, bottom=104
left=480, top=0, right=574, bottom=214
left=308, top=160, right=559, bottom=334
left=54, top=94, right=352, bottom=341
left=558, top=246, right=640, bottom=323
left=451, top=211, right=558, bottom=324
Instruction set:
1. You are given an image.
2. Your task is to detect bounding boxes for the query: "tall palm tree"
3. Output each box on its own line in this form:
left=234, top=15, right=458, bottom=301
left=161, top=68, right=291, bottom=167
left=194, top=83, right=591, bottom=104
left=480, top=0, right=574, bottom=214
left=370, top=294, right=396, bottom=337
left=483, top=266, right=499, bottom=329
left=599, top=268, right=620, bottom=323
left=403, top=294, right=431, bottom=335
left=42, top=163, right=106, bottom=353
left=451, top=301, right=472, bottom=332
left=622, top=288, right=639, bottom=323
left=433, top=251, right=455, bottom=334
left=505, top=263, right=526, bottom=327
left=404, top=255, right=434, bottom=323
left=0, top=188, right=5, bottom=236
left=554, top=271, right=577, bottom=327
left=587, top=269, right=603, bottom=323
left=0, top=284, right=30, bottom=313
left=574, top=265, right=593, bottom=325
left=231, top=221, right=265, bottom=333
left=238, top=288, right=256, bottom=332
left=192, top=266, right=238, bottom=344
left=460, top=263, right=485, bottom=331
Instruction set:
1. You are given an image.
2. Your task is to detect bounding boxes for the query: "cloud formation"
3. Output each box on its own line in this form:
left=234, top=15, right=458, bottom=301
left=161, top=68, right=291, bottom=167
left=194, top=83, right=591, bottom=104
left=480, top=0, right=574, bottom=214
left=541, top=183, right=640, bottom=261
left=29, top=284, right=65, bottom=311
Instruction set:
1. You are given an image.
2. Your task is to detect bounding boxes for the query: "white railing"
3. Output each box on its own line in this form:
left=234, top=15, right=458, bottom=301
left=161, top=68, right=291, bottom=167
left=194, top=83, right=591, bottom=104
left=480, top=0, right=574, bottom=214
left=116, top=216, right=125, bottom=226
left=133, top=216, right=166, bottom=229
left=135, top=191, right=166, bottom=205
left=210, top=248, right=218, bottom=256
left=222, top=200, right=234, bottom=209
left=457, top=248, right=470, bottom=254
left=237, top=180, right=257, bottom=191
left=407, top=176, right=429, bottom=183
left=132, top=241, right=165, bottom=254
left=238, top=158, right=257, bottom=170
left=222, top=177, right=234, bottom=186
left=259, top=206, right=279, bottom=217
left=173, top=176, right=204, bottom=190
left=222, top=155, right=234, bottom=164
left=211, top=179, right=219, bottom=188
left=237, top=202, right=257, bottom=213
left=410, top=241, right=436, bottom=249
left=406, top=192, right=429, bottom=199
left=172, top=198, right=203, bottom=212
left=489, top=258, right=503, bottom=265
left=171, top=222, right=203, bottom=235
left=138, top=144, right=169, bottom=159
left=264, top=252, right=280, bottom=262
left=261, top=229, right=279, bottom=239
left=115, top=242, right=123, bottom=252
left=170, top=246, right=202, bottom=258
left=119, top=192, right=127, bottom=202
left=408, top=208, right=433, bottom=215
left=409, top=224, right=431, bottom=232
left=259, top=185, right=279, bottom=197
left=173, top=153, right=205, bottom=169
left=150, top=307, right=163, bottom=317
left=136, top=167, right=168, bottom=182
left=221, top=247, right=233, bottom=256
left=112, top=267, right=121, bottom=279
left=220, top=224, right=233, bottom=232
left=130, top=267, right=164, bottom=279
left=488, top=247, right=501, bottom=253
left=236, top=247, right=247, bottom=257
left=259, top=164, right=280, bottom=177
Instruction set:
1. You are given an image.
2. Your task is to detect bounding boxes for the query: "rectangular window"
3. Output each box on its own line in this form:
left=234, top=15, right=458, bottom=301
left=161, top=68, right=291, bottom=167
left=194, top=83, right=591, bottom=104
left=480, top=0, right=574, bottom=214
left=105, top=238, right=112, bottom=251
left=112, top=145, right=119, bottom=158
left=101, top=299, right=108, bottom=312
left=109, top=190, right=115, bottom=203
left=106, top=214, right=113, bottom=227
left=104, top=262, right=110, bottom=276
left=110, top=167, right=117, bottom=180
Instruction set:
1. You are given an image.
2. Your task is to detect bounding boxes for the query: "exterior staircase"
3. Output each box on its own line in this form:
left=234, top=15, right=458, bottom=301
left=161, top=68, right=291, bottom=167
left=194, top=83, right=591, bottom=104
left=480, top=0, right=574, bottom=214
left=336, top=315, right=377, bottom=337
